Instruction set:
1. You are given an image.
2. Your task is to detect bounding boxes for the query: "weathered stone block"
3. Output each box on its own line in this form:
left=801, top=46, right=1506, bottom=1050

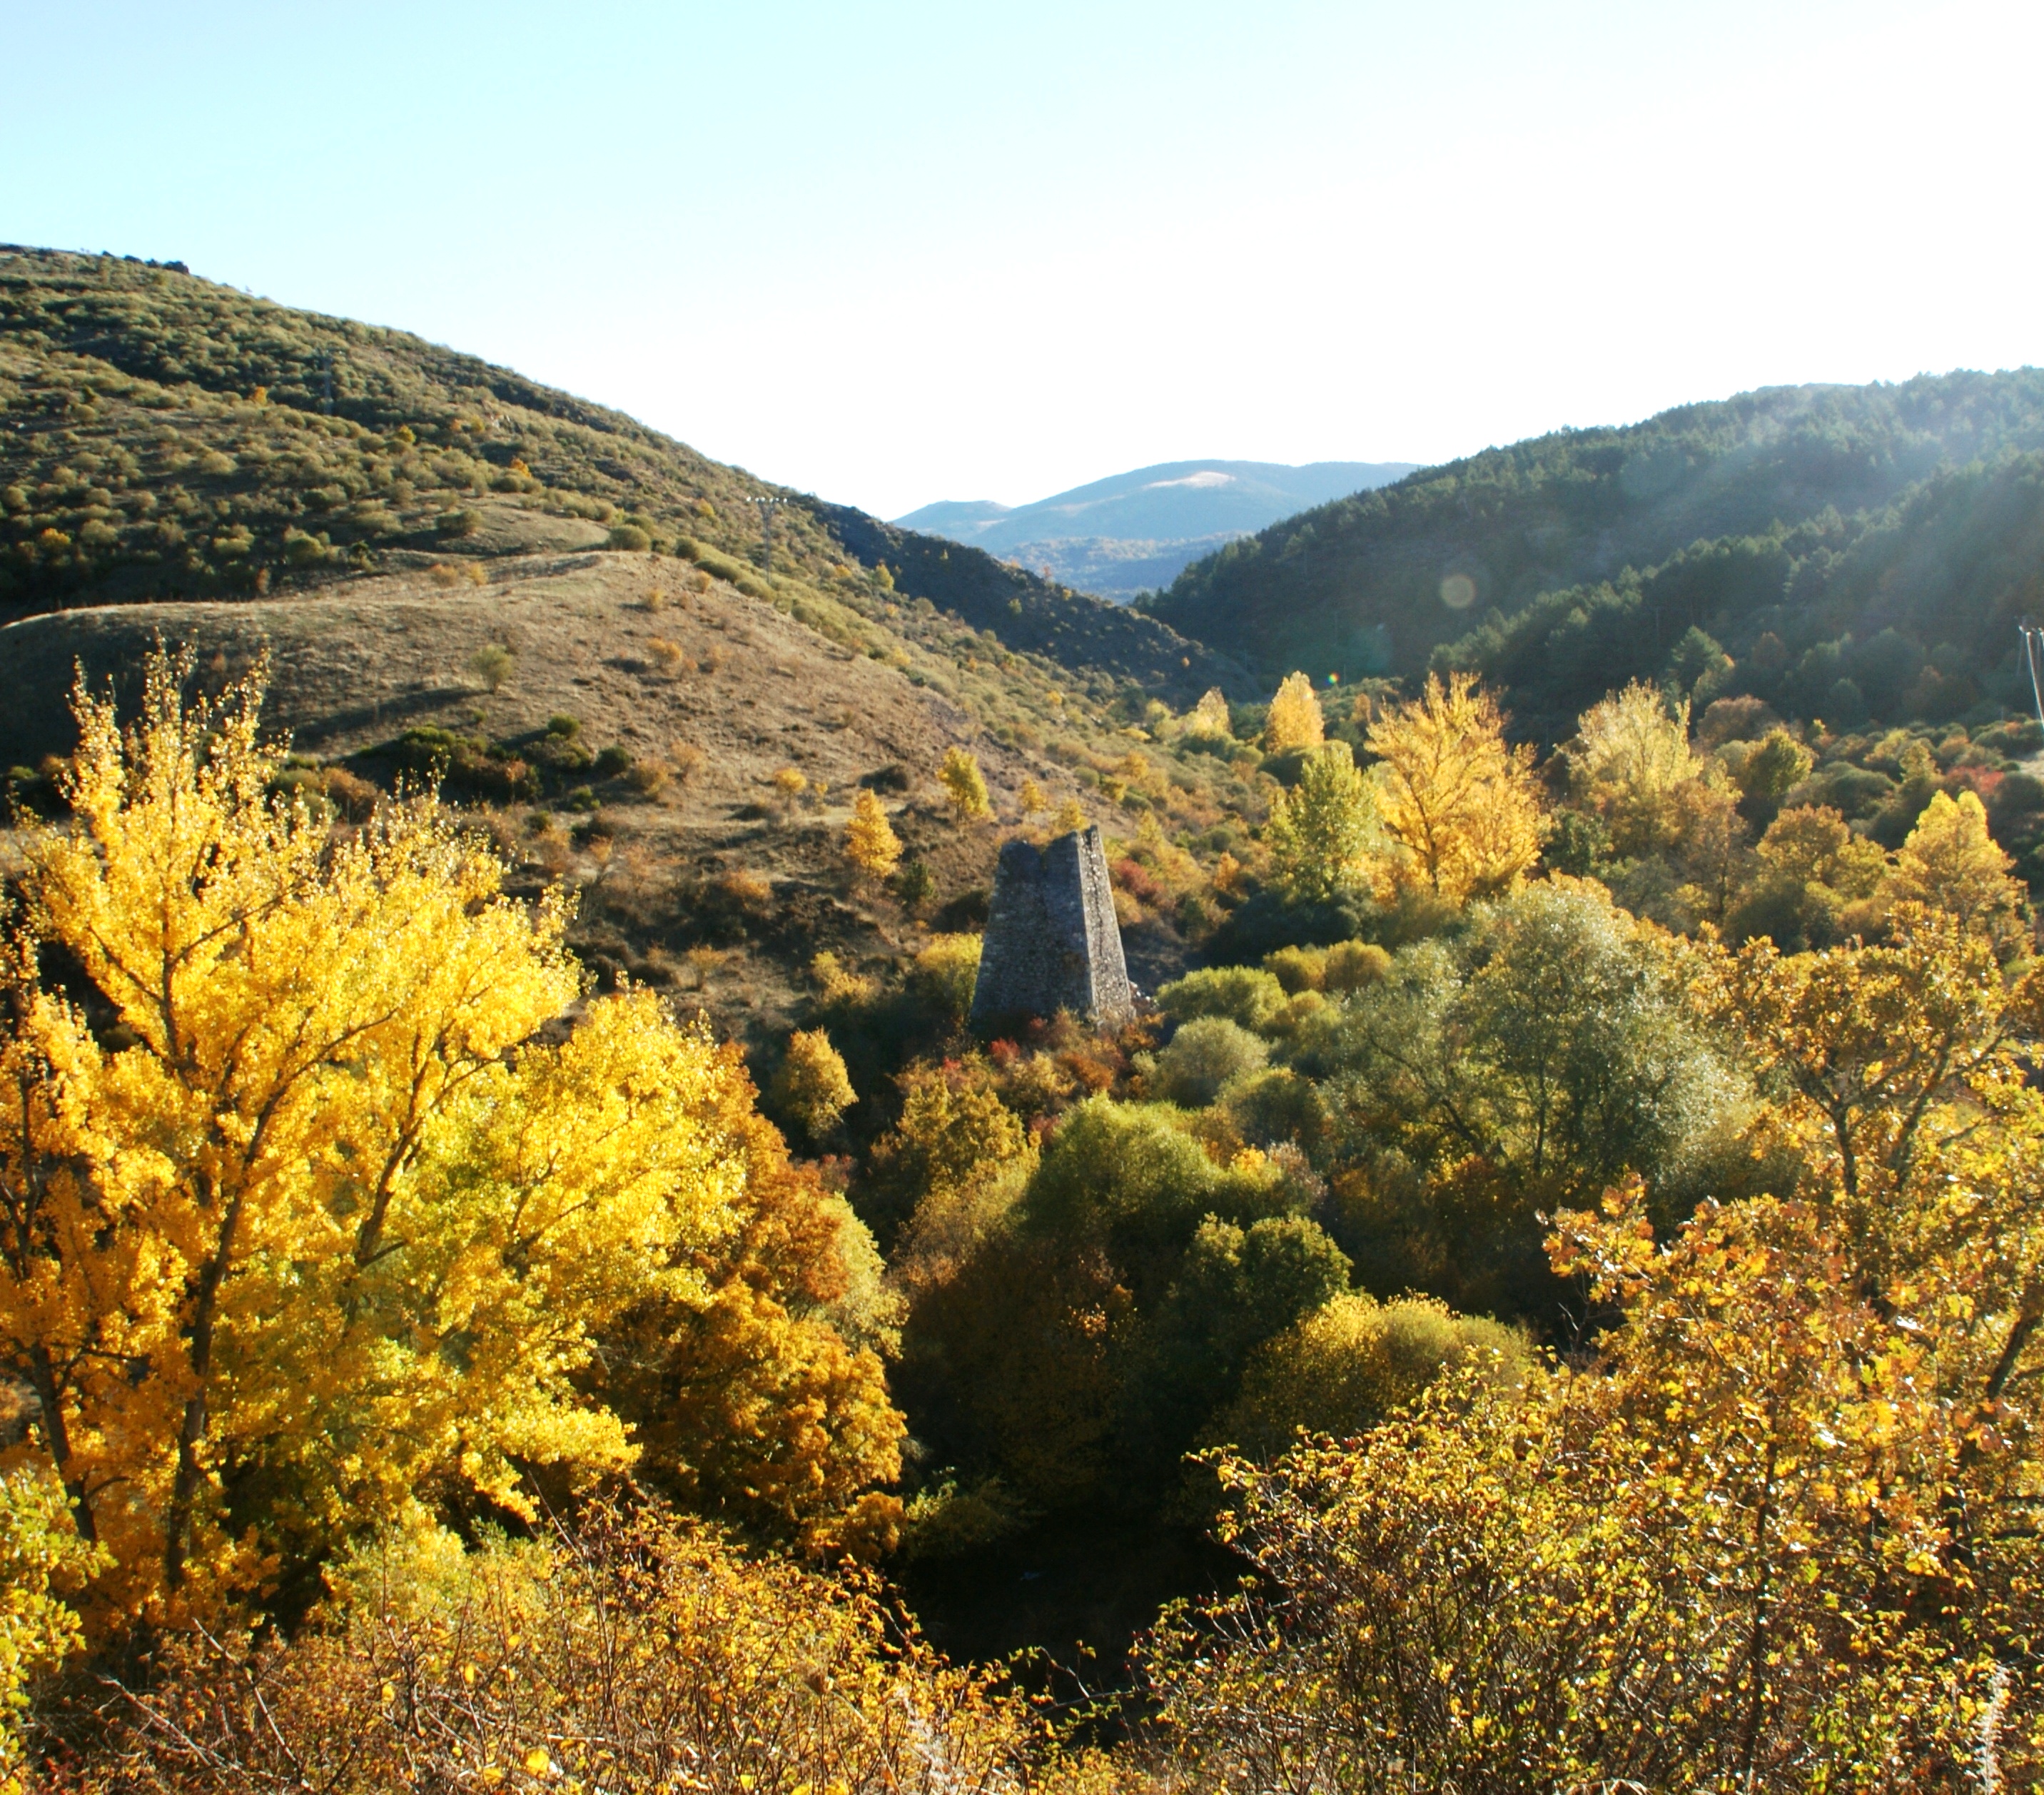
left=969, top=825, right=1135, bottom=1031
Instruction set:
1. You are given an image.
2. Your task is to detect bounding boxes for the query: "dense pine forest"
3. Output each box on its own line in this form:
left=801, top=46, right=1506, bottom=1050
left=4, top=247, right=2044, bottom=1789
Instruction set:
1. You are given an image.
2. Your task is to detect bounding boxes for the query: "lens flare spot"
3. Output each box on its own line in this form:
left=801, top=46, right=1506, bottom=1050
left=1440, top=572, right=1477, bottom=610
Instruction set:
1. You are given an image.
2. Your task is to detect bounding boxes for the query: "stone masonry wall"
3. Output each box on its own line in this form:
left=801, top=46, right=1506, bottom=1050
left=968, top=825, right=1135, bottom=1030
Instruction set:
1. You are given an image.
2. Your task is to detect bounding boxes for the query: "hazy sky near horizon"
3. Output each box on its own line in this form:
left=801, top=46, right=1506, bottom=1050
left=8, top=0, right=2040, bottom=518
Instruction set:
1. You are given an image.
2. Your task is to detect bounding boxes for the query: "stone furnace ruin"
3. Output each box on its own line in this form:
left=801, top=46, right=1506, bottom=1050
left=969, top=825, right=1135, bottom=1031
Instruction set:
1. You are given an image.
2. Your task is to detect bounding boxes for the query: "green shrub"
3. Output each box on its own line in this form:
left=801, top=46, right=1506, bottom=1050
left=1153, top=1017, right=1268, bottom=1107
left=469, top=643, right=515, bottom=692
left=607, top=522, right=652, bottom=551
left=1157, top=966, right=1289, bottom=1034
left=595, top=745, right=633, bottom=779
left=1208, top=1292, right=1530, bottom=1461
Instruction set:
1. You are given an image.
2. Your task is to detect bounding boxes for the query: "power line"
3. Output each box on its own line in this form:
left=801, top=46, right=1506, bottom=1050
left=2021, top=623, right=2044, bottom=734
left=752, top=495, right=786, bottom=575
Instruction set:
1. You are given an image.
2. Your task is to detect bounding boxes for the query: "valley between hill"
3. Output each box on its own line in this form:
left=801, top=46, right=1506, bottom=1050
left=10, top=243, right=2044, bottom=1791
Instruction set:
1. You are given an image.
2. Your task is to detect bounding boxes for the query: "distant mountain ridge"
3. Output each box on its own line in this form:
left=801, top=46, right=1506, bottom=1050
left=896, top=457, right=1416, bottom=601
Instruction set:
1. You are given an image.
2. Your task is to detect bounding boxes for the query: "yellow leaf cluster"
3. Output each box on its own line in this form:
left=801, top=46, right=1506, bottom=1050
left=1260, top=672, right=1325, bottom=754
left=842, top=789, right=901, bottom=879
left=1367, top=671, right=1546, bottom=904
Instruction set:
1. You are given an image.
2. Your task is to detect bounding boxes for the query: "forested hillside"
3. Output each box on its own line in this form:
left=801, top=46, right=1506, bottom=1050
left=1145, top=373, right=2044, bottom=729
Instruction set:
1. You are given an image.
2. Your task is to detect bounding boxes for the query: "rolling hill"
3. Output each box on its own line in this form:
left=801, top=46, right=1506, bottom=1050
left=1142, top=375, right=2044, bottom=739
left=897, top=457, right=1415, bottom=602
left=0, top=247, right=1278, bottom=1048
left=0, top=247, right=1239, bottom=705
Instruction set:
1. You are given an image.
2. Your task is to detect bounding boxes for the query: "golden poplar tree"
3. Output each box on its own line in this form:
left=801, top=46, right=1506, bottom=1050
left=0, top=652, right=896, bottom=1623
left=843, top=788, right=902, bottom=878
left=771, top=1028, right=857, bottom=1140
left=1882, top=787, right=2028, bottom=955
left=939, top=747, right=993, bottom=822
left=1188, top=687, right=1233, bottom=740
left=1366, top=672, right=1545, bottom=904
left=1051, top=796, right=1088, bottom=836
left=1262, top=672, right=1325, bottom=754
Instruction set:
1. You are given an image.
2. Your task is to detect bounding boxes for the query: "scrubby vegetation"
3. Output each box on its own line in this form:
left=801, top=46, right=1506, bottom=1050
left=0, top=248, right=1235, bottom=712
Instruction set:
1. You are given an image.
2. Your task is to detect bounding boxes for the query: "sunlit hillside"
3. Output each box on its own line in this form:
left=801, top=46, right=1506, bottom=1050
left=1147, top=373, right=2044, bottom=734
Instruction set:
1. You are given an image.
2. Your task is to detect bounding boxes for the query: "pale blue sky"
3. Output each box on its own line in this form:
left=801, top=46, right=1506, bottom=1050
left=7, top=1, right=2039, bottom=517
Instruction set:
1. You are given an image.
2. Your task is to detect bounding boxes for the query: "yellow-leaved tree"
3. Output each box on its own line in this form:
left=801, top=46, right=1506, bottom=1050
left=1881, top=787, right=2029, bottom=958
left=1367, top=671, right=1545, bottom=904
left=1571, top=679, right=1699, bottom=854
left=0, top=651, right=900, bottom=1624
left=771, top=1028, right=857, bottom=1141
left=1188, top=687, right=1233, bottom=741
left=844, top=788, right=902, bottom=879
left=1261, top=672, right=1325, bottom=754
left=938, top=747, right=993, bottom=823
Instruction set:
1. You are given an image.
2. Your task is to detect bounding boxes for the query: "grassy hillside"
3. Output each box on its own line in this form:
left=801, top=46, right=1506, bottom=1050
left=0, top=247, right=1287, bottom=1071
left=0, top=246, right=1237, bottom=703
left=1143, top=373, right=2044, bottom=720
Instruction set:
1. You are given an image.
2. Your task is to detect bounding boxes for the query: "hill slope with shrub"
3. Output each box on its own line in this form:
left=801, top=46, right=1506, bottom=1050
left=0, top=246, right=1238, bottom=702
left=1143, top=373, right=2044, bottom=727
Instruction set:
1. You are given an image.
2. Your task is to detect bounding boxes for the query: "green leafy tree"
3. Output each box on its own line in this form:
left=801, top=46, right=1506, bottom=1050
left=1263, top=739, right=1382, bottom=901
left=1318, top=878, right=1749, bottom=1314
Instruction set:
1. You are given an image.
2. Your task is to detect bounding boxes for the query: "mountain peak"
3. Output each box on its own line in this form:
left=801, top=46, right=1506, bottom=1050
left=896, top=457, right=1416, bottom=601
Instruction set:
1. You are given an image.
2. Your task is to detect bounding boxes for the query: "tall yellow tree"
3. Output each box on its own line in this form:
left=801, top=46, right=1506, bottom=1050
left=1571, top=680, right=1699, bottom=855
left=771, top=1028, right=857, bottom=1141
left=1262, top=672, right=1325, bottom=754
left=843, top=788, right=902, bottom=879
left=0, top=651, right=893, bottom=1624
left=1882, top=787, right=2028, bottom=957
left=938, top=747, right=993, bottom=822
left=1367, top=671, right=1545, bottom=904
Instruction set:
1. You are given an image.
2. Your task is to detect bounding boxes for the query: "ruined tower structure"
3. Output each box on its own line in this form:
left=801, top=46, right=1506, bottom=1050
left=969, top=825, right=1136, bottom=1031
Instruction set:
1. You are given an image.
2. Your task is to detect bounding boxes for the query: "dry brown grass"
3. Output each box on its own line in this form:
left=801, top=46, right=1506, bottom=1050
left=0, top=547, right=1135, bottom=1051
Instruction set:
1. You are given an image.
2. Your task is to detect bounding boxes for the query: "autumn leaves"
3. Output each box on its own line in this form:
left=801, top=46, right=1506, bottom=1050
left=1260, top=669, right=1546, bottom=909
left=0, top=650, right=900, bottom=1633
